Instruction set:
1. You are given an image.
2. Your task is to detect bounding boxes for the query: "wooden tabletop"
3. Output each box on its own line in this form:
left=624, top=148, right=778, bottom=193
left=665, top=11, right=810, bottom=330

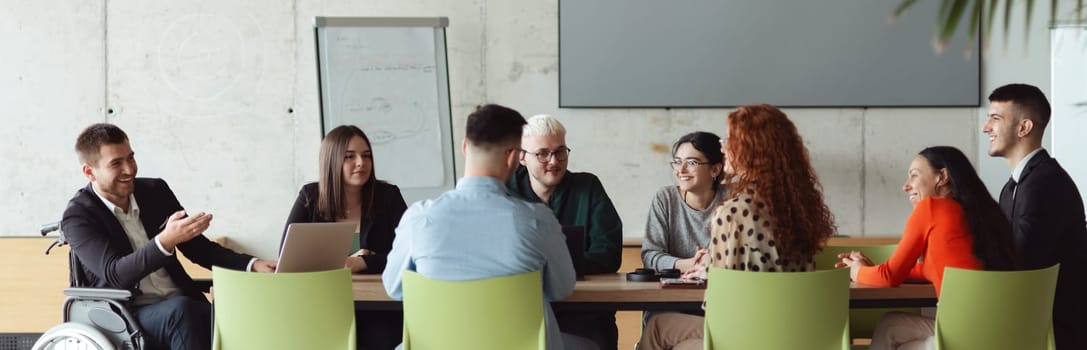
left=352, top=273, right=935, bottom=311
left=622, top=236, right=901, bottom=248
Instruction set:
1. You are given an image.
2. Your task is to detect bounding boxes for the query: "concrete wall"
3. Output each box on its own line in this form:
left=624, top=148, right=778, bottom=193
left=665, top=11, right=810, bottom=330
left=0, top=0, right=1053, bottom=259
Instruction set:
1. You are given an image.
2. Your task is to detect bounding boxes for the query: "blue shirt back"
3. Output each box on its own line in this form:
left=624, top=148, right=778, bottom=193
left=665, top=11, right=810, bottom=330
left=383, top=176, right=576, bottom=350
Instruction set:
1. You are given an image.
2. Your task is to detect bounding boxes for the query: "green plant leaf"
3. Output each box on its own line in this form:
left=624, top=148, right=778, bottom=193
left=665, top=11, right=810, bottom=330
left=899, top=0, right=1086, bottom=53
left=1026, top=0, right=1035, bottom=48
left=1026, top=0, right=1034, bottom=35
left=894, top=0, right=921, bottom=18
left=939, top=0, right=955, bottom=22
left=1073, top=0, right=1082, bottom=22
left=1052, top=0, right=1059, bottom=25
left=969, top=0, right=982, bottom=47
left=1004, top=0, right=1013, bottom=47
left=938, top=0, right=970, bottom=49
left=986, top=0, right=999, bottom=33
left=985, top=0, right=999, bottom=49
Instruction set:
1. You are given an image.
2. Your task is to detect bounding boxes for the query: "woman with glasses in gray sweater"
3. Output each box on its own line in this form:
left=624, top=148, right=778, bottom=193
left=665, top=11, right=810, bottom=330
left=641, top=131, right=728, bottom=273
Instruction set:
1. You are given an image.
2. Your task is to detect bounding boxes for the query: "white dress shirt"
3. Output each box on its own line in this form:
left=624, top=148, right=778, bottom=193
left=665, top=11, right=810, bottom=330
left=1010, top=147, right=1044, bottom=199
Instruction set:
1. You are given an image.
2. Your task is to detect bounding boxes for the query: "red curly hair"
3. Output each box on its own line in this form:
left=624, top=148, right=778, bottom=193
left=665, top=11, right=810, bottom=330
left=724, top=104, right=836, bottom=262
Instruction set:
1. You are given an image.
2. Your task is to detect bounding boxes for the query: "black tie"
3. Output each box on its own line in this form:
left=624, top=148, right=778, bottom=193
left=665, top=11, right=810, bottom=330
left=999, top=177, right=1016, bottom=220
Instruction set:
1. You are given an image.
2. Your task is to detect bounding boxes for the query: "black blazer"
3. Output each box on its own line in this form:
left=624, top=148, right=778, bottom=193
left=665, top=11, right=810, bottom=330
left=1001, top=150, right=1087, bottom=348
left=283, top=181, right=407, bottom=274
left=61, top=178, right=253, bottom=299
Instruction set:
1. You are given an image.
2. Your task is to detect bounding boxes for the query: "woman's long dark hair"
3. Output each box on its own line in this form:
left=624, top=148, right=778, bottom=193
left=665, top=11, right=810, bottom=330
left=918, top=146, right=1019, bottom=270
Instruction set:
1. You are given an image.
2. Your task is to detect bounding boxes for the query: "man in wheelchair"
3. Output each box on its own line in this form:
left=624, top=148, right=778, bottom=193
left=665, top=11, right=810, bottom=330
left=59, top=123, right=277, bottom=350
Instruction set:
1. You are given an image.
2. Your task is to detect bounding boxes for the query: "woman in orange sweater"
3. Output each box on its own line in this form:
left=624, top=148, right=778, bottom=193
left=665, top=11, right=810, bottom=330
left=838, top=146, right=1018, bottom=350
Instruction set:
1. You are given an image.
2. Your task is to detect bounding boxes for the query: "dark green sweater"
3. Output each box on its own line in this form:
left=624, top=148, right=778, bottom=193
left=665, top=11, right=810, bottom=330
left=507, top=166, right=623, bottom=274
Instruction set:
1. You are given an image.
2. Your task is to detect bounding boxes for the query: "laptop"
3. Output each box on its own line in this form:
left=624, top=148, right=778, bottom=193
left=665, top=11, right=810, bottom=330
left=275, top=222, right=356, bottom=273
left=562, top=226, right=588, bottom=280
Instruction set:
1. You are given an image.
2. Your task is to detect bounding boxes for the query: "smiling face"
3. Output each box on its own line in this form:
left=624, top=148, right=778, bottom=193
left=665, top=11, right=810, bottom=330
left=673, top=142, right=721, bottom=193
left=902, top=155, right=947, bottom=206
left=83, top=141, right=137, bottom=207
left=983, top=101, right=1022, bottom=158
left=341, top=135, right=373, bottom=190
left=520, top=132, right=568, bottom=190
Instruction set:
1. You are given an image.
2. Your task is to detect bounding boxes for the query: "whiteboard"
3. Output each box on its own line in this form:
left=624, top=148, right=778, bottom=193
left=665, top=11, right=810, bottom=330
left=315, top=17, right=454, bottom=205
left=1051, top=25, right=1087, bottom=216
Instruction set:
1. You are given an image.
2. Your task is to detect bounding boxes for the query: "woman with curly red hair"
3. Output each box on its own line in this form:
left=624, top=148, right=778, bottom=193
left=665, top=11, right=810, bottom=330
left=638, top=104, right=836, bottom=350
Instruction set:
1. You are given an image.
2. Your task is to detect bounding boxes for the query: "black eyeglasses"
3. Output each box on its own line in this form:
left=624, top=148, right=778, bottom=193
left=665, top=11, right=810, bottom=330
left=670, top=158, right=712, bottom=169
left=522, top=147, right=571, bottom=163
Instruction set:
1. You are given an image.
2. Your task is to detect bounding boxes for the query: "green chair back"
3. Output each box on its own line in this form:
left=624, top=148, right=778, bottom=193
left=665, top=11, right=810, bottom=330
left=704, top=268, right=850, bottom=350
left=401, top=270, right=546, bottom=350
left=934, top=265, right=1059, bottom=350
left=815, top=243, right=917, bottom=342
left=211, top=267, right=356, bottom=350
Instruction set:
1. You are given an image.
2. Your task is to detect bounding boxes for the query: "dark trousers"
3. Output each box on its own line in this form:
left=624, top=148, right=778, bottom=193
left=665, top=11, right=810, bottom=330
left=1052, top=273, right=1087, bottom=350
left=557, top=311, right=618, bottom=350
left=357, top=310, right=404, bottom=350
left=1052, top=299, right=1087, bottom=349
left=134, top=295, right=211, bottom=350
left=1053, top=319, right=1086, bottom=350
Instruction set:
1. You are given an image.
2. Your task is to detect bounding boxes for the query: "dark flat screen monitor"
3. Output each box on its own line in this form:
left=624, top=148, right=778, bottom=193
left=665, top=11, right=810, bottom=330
left=559, top=0, right=980, bottom=107
left=562, top=226, right=587, bottom=280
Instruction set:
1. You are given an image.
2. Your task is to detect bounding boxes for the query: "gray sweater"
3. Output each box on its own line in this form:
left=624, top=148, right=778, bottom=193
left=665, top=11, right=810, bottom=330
left=641, top=185, right=728, bottom=271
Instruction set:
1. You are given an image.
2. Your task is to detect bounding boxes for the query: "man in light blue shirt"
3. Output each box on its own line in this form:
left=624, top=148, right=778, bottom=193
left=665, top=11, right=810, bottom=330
left=383, top=104, right=596, bottom=350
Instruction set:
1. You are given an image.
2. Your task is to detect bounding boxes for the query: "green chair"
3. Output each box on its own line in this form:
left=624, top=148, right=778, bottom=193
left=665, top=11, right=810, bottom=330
left=934, top=265, right=1059, bottom=350
left=816, top=243, right=920, bottom=347
left=703, top=267, right=850, bottom=350
left=211, top=267, right=356, bottom=350
left=401, top=270, right=546, bottom=350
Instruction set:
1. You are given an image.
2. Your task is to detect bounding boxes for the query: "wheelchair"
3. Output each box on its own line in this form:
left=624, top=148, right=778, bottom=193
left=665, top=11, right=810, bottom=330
left=32, top=222, right=147, bottom=350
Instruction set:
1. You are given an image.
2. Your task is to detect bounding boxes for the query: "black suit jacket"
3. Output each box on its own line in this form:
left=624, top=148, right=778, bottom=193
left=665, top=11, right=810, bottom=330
left=61, top=178, right=253, bottom=299
left=282, top=181, right=407, bottom=274
left=1001, top=150, right=1087, bottom=348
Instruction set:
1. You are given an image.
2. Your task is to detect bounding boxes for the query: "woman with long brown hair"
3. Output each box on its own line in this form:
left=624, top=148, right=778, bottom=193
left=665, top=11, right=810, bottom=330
left=283, top=124, right=407, bottom=350
left=639, top=104, right=836, bottom=350
left=283, top=125, right=407, bottom=274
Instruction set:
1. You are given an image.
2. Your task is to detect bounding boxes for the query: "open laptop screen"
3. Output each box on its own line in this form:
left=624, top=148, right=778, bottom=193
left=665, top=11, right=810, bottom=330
left=276, top=222, right=355, bottom=273
left=562, top=225, right=587, bottom=280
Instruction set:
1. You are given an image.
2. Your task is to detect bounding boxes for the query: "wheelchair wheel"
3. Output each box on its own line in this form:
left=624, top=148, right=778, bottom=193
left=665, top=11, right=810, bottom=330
left=32, top=322, right=116, bottom=350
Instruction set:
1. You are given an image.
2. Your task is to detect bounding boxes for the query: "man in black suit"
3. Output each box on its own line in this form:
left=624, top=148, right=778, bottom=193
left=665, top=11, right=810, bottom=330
left=62, top=123, right=277, bottom=350
left=984, top=83, right=1087, bottom=349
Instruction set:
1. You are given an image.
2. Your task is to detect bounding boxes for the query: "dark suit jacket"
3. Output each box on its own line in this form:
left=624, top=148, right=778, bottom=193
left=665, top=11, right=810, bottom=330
left=283, top=181, right=407, bottom=274
left=1001, top=150, right=1087, bottom=348
left=61, top=178, right=253, bottom=300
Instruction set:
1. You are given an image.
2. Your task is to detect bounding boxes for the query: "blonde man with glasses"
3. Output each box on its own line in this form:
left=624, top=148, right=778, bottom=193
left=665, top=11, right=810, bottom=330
left=507, top=114, right=623, bottom=350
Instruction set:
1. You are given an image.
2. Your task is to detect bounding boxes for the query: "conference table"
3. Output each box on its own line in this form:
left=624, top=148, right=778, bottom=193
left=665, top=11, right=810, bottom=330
left=351, top=273, right=936, bottom=312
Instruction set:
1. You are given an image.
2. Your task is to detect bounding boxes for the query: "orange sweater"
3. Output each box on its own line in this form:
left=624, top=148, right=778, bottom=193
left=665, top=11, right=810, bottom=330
left=857, top=197, right=982, bottom=297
